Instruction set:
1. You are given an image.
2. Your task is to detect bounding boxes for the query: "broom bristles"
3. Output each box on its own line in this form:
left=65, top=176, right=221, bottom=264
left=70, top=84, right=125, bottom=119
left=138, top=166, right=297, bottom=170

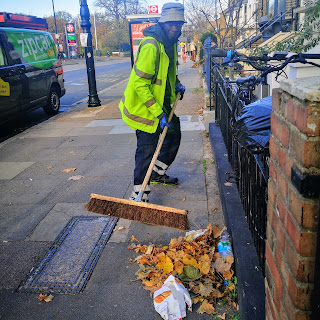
left=85, top=193, right=189, bottom=230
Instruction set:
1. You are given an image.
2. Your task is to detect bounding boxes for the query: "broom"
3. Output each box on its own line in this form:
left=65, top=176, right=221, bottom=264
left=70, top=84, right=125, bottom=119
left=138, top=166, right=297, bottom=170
left=85, top=93, right=189, bottom=230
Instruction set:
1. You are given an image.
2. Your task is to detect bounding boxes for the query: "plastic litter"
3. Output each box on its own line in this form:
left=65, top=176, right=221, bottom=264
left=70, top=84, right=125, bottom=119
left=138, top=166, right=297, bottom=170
left=185, top=228, right=206, bottom=240
left=217, top=231, right=234, bottom=285
left=153, top=275, right=192, bottom=320
left=235, top=96, right=272, bottom=152
left=217, top=230, right=233, bottom=259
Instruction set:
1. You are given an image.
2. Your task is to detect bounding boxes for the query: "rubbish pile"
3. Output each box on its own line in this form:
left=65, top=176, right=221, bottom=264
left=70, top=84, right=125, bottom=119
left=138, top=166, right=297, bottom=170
left=128, top=223, right=238, bottom=317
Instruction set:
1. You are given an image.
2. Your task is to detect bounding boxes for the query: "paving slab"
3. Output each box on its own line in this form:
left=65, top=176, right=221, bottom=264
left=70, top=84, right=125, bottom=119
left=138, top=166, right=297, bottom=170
left=0, top=179, right=63, bottom=205
left=0, top=204, right=54, bottom=241
left=0, top=162, right=34, bottom=180
left=0, top=137, right=67, bottom=161
left=0, top=241, right=51, bottom=290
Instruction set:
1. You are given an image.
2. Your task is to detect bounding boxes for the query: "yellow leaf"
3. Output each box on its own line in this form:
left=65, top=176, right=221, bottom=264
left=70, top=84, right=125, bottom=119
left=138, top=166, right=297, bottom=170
left=156, top=256, right=173, bottom=274
left=62, top=168, right=76, bottom=173
left=198, top=254, right=211, bottom=275
left=183, top=255, right=199, bottom=269
left=217, top=313, right=226, bottom=319
left=197, top=300, right=215, bottom=315
left=192, top=296, right=204, bottom=304
left=174, top=260, right=184, bottom=274
left=44, top=294, right=54, bottom=302
left=131, top=235, right=139, bottom=242
left=118, top=226, right=124, bottom=231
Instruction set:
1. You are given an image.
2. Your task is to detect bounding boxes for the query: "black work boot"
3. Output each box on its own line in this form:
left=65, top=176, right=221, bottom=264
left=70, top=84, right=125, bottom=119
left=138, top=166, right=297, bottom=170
left=150, top=173, right=179, bottom=185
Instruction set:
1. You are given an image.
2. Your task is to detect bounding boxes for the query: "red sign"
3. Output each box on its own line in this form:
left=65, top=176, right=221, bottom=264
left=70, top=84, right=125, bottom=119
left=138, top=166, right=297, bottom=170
left=66, top=23, right=75, bottom=33
left=131, top=22, right=157, bottom=64
left=149, top=5, right=159, bottom=14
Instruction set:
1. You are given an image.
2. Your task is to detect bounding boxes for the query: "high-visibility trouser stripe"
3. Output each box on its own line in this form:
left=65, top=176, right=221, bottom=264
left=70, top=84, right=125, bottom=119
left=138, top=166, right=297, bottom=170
left=152, top=166, right=166, bottom=175
left=123, top=104, right=155, bottom=127
left=153, top=160, right=168, bottom=175
left=155, top=160, right=168, bottom=169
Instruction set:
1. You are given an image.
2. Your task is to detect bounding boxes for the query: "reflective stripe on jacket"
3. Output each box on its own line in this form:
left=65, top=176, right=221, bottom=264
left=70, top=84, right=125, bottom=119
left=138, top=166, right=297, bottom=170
left=119, top=36, right=178, bottom=133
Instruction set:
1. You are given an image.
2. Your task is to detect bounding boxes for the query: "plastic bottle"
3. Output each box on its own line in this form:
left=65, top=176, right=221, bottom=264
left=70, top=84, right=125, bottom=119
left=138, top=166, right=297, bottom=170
left=217, top=231, right=234, bottom=286
left=217, top=231, right=233, bottom=259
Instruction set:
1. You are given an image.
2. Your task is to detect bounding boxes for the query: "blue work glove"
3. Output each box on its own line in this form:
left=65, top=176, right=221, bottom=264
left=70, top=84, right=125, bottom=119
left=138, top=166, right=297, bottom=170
left=160, top=114, right=171, bottom=130
left=175, top=83, right=185, bottom=100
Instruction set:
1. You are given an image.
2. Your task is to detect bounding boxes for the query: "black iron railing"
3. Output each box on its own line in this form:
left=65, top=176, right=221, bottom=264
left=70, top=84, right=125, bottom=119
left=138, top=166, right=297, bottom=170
left=212, top=66, right=268, bottom=273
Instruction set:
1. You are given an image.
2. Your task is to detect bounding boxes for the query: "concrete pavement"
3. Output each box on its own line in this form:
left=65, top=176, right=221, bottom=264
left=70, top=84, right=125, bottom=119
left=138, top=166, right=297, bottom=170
left=0, top=59, right=232, bottom=319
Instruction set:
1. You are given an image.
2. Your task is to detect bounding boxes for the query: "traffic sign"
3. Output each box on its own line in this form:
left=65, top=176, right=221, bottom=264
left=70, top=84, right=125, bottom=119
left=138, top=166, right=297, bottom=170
left=149, top=5, right=158, bottom=14
left=66, top=23, right=75, bottom=33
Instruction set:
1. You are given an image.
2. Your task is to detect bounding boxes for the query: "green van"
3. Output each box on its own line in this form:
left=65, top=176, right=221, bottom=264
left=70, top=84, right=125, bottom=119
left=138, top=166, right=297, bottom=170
left=0, top=27, right=65, bottom=124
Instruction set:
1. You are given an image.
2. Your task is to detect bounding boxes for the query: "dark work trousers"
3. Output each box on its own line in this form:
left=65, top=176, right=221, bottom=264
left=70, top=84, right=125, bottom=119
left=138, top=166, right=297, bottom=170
left=134, top=114, right=181, bottom=186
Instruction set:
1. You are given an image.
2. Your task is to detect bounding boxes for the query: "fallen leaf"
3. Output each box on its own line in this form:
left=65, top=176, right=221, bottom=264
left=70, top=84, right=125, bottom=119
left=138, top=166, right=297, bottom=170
left=62, top=168, right=76, bottom=173
left=146, top=245, right=154, bottom=255
left=224, top=182, right=232, bottom=187
left=197, top=300, right=215, bottom=315
left=180, top=265, right=200, bottom=281
left=131, top=235, right=139, bottom=242
left=118, top=226, right=124, bottom=231
left=181, top=197, right=186, bottom=202
left=213, top=257, right=233, bottom=273
left=174, top=260, right=184, bottom=274
left=199, top=282, right=213, bottom=297
left=68, top=175, right=84, bottom=181
left=44, top=294, right=54, bottom=302
left=69, top=151, right=74, bottom=154
left=217, top=312, right=226, bottom=319
left=211, top=288, right=223, bottom=298
left=192, top=296, right=204, bottom=304
left=38, top=294, right=47, bottom=301
left=198, top=254, right=211, bottom=275
left=183, top=255, right=199, bottom=269
left=46, top=166, right=53, bottom=170
left=156, top=256, right=173, bottom=274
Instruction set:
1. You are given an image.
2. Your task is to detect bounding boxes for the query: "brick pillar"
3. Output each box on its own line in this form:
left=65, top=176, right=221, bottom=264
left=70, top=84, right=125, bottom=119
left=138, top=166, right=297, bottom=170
left=266, top=77, right=320, bottom=320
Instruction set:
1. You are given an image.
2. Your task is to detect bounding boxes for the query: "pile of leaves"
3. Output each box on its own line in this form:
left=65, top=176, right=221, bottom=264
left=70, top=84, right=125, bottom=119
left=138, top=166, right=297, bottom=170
left=128, top=224, right=238, bottom=315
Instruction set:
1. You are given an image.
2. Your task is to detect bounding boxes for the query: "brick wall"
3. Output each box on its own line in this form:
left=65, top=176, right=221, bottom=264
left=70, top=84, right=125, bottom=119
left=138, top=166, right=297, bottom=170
left=266, top=77, right=320, bottom=320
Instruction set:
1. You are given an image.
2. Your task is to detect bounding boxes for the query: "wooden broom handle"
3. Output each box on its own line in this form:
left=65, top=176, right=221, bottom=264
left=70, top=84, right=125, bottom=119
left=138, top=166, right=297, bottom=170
left=140, top=93, right=181, bottom=193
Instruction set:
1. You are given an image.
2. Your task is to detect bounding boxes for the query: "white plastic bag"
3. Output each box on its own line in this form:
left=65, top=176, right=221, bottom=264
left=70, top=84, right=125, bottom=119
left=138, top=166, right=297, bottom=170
left=153, top=275, right=192, bottom=320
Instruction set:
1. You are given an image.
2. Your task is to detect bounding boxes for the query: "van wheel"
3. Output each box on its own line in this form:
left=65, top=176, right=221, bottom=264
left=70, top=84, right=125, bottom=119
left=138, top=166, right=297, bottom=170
left=44, top=87, right=60, bottom=115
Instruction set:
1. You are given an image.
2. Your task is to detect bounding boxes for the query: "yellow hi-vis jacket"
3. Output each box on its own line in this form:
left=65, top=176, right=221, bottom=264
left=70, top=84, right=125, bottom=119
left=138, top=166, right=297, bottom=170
left=119, top=37, right=178, bottom=133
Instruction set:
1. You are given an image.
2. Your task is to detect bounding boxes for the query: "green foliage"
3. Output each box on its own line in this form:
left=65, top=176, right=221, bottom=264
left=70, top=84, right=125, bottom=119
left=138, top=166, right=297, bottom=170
left=202, top=158, right=207, bottom=173
left=251, top=0, right=320, bottom=54
left=199, top=31, right=217, bottom=45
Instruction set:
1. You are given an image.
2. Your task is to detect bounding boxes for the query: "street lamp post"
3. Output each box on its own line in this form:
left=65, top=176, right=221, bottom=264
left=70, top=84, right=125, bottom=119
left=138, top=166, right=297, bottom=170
left=51, top=0, right=60, bottom=53
left=79, top=0, right=101, bottom=107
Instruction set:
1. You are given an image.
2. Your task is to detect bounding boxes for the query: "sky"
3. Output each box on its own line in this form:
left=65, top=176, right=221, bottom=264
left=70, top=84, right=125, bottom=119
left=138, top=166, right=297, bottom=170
left=1, top=0, right=184, bottom=18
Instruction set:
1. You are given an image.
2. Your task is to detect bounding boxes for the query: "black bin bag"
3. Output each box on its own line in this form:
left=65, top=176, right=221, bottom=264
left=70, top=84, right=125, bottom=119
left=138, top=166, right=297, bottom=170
left=235, top=96, right=272, bottom=153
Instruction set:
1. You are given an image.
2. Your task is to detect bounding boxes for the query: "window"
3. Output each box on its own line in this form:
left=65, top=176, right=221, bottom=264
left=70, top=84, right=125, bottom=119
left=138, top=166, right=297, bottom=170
left=0, top=41, right=8, bottom=67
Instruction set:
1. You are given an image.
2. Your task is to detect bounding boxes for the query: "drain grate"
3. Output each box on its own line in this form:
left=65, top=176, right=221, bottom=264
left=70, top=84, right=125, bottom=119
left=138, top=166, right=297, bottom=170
left=18, top=216, right=118, bottom=294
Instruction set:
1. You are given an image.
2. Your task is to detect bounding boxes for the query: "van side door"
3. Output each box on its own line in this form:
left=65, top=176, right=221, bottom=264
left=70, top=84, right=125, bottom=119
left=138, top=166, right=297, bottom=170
left=0, top=33, right=25, bottom=123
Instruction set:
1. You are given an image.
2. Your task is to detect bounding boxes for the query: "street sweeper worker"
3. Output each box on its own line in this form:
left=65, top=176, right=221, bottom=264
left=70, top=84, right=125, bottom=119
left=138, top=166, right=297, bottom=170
left=119, top=2, right=186, bottom=202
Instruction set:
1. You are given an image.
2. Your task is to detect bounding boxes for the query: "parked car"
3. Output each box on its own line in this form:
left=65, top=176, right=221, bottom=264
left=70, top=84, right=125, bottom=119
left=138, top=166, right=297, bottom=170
left=0, top=27, right=66, bottom=124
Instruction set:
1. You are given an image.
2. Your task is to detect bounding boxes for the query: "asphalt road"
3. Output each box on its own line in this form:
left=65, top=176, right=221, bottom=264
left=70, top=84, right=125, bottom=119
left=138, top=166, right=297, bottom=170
left=0, top=57, right=131, bottom=142
left=61, top=57, right=131, bottom=110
